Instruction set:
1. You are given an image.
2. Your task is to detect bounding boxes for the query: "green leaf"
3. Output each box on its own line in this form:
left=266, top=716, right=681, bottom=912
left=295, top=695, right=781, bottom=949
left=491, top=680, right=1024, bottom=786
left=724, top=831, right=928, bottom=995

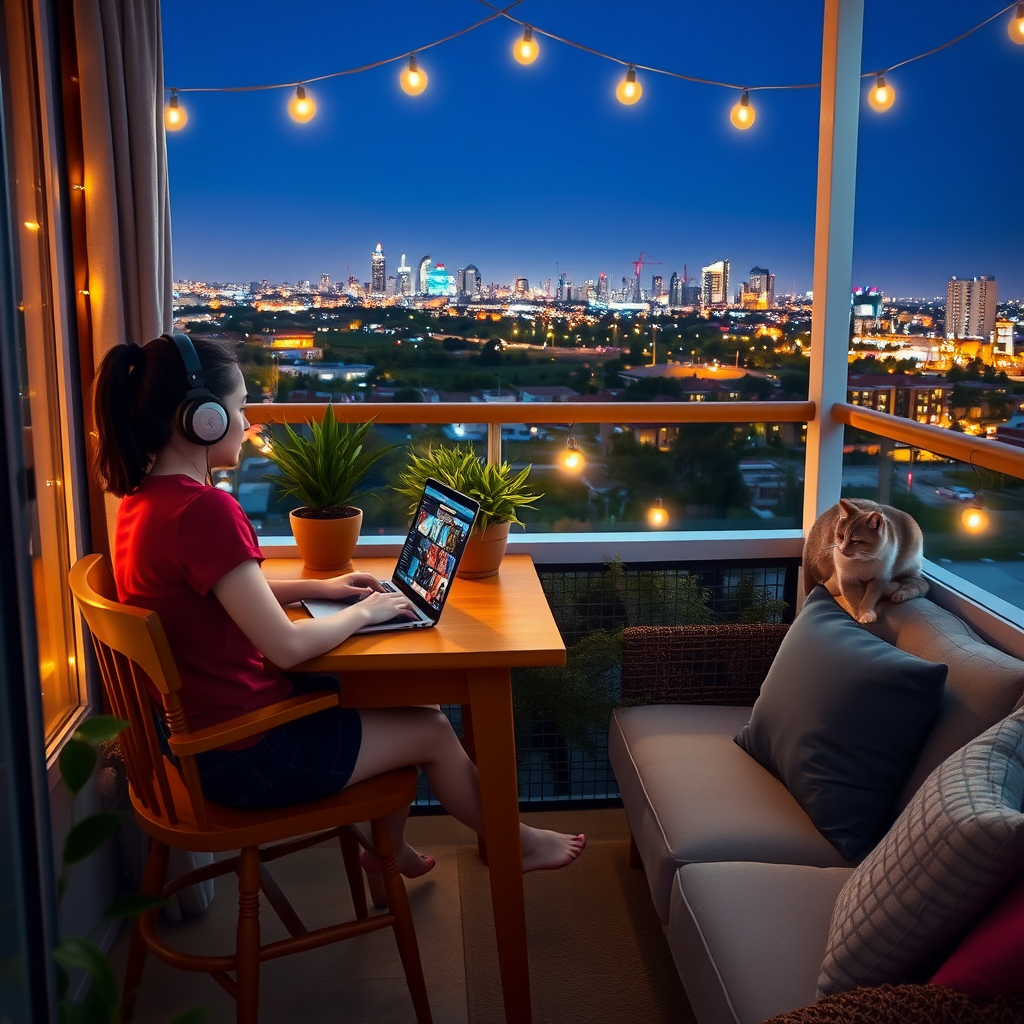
left=105, top=892, right=168, bottom=919
left=170, top=1009, right=207, bottom=1024
left=62, top=812, right=122, bottom=865
left=53, top=937, right=118, bottom=1014
left=73, top=715, right=129, bottom=745
left=59, top=739, right=97, bottom=797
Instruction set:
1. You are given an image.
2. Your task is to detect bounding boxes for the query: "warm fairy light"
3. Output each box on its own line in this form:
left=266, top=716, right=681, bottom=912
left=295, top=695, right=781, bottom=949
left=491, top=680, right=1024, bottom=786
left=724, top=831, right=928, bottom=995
left=164, top=90, right=187, bottom=131
left=288, top=85, right=316, bottom=123
left=867, top=74, right=895, bottom=112
left=559, top=437, right=585, bottom=473
left=514, top=25, right=539, bottom=65
left=730, top=91, right=756, bottom=129
left=960, top=500, right=989, bottom=534
left=24, top=221, right=40, bottom=231
left=1009, top=3, right=1024, bottom=43
left=647, top=499, right=669, bottom=528
left=615, top=65, right=642, bottom=105
left=400, top=54, right=428, bottom=96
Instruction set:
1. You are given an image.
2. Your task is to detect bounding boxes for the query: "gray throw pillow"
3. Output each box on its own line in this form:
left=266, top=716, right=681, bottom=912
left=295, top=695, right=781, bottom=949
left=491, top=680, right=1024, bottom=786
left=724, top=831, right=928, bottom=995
left=735, top=587, right=946, bottom=859
left=818, top=710, right=1024, bottom=996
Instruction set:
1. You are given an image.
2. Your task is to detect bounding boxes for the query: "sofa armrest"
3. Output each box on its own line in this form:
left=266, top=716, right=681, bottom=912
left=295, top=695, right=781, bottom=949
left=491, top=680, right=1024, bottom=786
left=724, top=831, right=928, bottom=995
left=621, top=622, right=789, bottom=707
left=759, top=983, right=1024, bottom=1023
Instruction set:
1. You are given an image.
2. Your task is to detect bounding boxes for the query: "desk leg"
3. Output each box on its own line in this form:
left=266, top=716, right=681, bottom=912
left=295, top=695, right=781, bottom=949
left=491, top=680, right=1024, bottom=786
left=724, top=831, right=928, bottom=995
left=467, top=668, right=530, bottom=1024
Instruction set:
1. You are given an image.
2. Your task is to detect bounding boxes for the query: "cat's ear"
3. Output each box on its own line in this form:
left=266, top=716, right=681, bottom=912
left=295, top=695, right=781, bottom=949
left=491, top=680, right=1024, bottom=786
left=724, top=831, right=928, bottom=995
left=866, top=512, right=883, bottom=530
left=838, top=499, right=855, bottom=519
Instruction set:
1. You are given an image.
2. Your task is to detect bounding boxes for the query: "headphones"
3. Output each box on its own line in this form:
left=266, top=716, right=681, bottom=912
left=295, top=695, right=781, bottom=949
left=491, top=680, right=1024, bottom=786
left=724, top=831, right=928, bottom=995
left=162, top=333, right=230, bottom=446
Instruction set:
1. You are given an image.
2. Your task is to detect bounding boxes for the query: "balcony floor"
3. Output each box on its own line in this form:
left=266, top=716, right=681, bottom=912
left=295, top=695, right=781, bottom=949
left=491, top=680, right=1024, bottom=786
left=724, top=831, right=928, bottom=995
left=109, top=807, right=689, bottom=1023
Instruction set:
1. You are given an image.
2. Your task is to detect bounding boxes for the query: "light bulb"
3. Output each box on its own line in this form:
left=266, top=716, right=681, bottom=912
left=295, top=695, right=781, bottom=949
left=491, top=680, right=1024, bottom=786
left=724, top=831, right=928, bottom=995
left=288, top=85, right=316, bottom=123
left=647, top=499, right=669, bottom=528
left=560, top=437, right=585, bottom=473
left=960, top=500, right=989, bottom=534
left=867, top=74, right=895, bottom=112
left=1009, top=3, right=1024, bottom=43
left=164, top=90, right=187, bottom=131
left=514, top=25, right=539, bottom=65
left=615, top=65, right=642, bottom=106
left=400, top=54, right=428, bottom=96
left=730, top=91, right=756, bottom=130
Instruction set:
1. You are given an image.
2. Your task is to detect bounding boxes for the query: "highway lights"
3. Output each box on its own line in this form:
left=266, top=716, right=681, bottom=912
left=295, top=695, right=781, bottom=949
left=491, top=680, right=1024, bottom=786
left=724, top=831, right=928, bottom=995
left=730, top=90, right=755, bottom=129
left=616, top=65, right=642, bottom=105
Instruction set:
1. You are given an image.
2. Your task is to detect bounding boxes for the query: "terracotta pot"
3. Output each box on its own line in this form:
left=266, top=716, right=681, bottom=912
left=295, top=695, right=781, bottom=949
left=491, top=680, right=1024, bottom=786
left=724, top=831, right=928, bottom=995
left=289, top=507, right=362, bottom=572
left=457, top=521, right=510, bottom=580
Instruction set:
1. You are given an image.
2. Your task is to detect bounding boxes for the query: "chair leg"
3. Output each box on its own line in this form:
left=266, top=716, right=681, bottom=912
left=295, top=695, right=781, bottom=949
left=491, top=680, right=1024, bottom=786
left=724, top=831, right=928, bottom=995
left=339, top=828, right=368, bottom=920
left=235, top=846, right=262, bottom=1024
left=371, top=819, right=432, bottom=1024
left=121, top=839, right=170, bottom=1019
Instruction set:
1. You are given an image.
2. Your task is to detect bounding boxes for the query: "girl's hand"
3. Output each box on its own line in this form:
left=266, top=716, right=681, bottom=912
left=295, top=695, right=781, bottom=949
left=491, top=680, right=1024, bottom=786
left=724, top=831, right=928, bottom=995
left=319, top=572, right=386, bottom=603
left=352, top=590, right=418, bottom=626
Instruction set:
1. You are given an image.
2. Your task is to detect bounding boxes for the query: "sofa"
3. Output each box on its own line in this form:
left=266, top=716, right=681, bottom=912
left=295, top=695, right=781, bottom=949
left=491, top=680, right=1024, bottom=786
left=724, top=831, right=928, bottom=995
left=608, top=594, right=1024, bottom=1024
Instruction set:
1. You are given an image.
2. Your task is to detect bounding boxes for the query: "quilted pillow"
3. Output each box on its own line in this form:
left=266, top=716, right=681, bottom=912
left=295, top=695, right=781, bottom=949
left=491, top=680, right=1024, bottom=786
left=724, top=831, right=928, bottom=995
left=818, top=711, right=1024, bottom=996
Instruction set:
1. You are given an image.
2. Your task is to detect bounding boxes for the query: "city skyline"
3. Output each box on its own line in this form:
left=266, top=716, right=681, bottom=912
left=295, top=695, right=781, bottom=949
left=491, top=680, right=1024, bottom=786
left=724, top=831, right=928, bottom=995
left=162, top=0, right=1024, bottom=297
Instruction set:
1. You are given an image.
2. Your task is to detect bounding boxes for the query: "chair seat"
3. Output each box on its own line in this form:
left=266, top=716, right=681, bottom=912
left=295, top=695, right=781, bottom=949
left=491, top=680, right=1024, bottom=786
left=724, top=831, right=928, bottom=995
left=133, top=761, right=419, bottom=852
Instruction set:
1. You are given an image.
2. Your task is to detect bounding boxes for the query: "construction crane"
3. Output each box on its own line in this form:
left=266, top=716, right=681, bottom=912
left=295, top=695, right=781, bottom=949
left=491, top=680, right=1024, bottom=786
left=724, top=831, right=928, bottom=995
left=632, top=252, right=662, bottom=302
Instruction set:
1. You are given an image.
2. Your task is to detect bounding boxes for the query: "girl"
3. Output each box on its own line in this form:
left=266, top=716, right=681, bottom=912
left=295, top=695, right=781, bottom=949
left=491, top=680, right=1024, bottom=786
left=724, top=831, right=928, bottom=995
left=93, top=334, right=585, bottom=877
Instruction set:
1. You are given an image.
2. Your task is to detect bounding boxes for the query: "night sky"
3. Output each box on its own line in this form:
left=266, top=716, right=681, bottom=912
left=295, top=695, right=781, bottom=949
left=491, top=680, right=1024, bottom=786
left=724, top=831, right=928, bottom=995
left=162, top=0, right=1024, bottom=299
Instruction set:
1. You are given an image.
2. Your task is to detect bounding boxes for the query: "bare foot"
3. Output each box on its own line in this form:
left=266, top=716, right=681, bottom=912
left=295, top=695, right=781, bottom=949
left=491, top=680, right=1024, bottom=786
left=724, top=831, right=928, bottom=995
left=361, top=845, right=435, bottom=879
left=520, top=825, right=586, bottom=872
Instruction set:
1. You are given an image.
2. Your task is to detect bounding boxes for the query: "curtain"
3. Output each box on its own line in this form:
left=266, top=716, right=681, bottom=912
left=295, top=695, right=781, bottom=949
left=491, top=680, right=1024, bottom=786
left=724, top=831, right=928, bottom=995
left=73, top=0, right=173, bottom=362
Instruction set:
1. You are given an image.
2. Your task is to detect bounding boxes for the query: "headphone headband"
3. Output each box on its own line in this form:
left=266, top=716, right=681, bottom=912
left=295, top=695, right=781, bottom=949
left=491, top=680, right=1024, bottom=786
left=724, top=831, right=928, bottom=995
left=163, top=332, right=208, bottom=397
left=161, top=332, right=230, bottom=446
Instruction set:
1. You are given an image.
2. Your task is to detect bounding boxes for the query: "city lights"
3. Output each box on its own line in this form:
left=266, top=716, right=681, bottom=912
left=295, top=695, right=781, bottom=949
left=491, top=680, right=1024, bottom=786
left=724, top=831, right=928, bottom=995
left=514, top=25, right=539, bottom=65
left=729, top=91, right=755, bottom=129
left=288, top=85, right=316, bottom=123
left=1010, top=3, right=1024, bottom=43
left=164, top=90, right=187, bottom=131
left=867, top=74, right=896, bottom=112
left=647, top=499, right=669, bottom=529
left=400, top=54, right=428, bottom=96
left=615, top=65, right=642, bottom=106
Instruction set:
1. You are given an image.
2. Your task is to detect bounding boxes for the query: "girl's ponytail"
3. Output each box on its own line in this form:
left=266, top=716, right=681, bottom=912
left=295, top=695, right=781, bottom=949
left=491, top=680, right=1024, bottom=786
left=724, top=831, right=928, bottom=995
left=93, top=343, right=149, bottom=496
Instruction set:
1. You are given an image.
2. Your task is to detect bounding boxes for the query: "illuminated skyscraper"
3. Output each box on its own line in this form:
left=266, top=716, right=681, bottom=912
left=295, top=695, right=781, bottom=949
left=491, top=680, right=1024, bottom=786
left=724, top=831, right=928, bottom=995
left=748, top=266, right=775, bottom=308
left=668, top=272, right=682, bottom=306
left=370, top=242, right=386, bottom=296
left=701, top=260, right=730, bottom=306
left=417, top=256, right=431, bottom=296
left=513, top=277, right=529, bottom=297
left=319, top=273, right=331, bottom=293
left=426, top=263, right=456, bottom=297
left=995, top=319, right=1014, bottom=356
left=946, top=276, right=997, bottom=340
left=396, top=254, right=411, bottom=296
left=652, top=275, right=664, bottom=297
left=461, top=265, right=481, bottom=300
left=597, top=272, right=608, bottom=300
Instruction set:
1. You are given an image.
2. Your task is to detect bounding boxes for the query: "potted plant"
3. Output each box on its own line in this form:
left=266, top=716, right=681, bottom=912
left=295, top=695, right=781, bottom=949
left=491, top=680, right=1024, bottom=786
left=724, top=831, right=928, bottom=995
left=262, top=407, right=397, bottom=571
left=396, top=443, right=542, bottom=579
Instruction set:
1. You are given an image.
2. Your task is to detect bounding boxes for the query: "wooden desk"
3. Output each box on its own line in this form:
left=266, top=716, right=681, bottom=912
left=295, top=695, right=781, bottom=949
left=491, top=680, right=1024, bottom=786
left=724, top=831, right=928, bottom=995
left=262, top=553, right=565, bottom=1024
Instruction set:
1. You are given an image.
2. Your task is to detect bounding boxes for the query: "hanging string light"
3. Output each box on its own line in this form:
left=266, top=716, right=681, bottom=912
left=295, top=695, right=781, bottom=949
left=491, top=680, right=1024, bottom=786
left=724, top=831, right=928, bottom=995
left=615, top=65, right=642, bottom=105
left=647, top=498, right=669, bottom=528
left=729, top=90, right=756, bottom=129
left=288, top=84, right=316, bottom=122
left=867, top=74, right=896, bottom=112
left=514, top=25, right=539, bottom=65
left=961, top=496, right=990, bottom=533
left=400, top=54, right=429, bottom=95
left=1009, top=3, right=1024, bottom=41
left=164, top=90, right=187, bottom=131
left=559, top=435, right=585, bottom=473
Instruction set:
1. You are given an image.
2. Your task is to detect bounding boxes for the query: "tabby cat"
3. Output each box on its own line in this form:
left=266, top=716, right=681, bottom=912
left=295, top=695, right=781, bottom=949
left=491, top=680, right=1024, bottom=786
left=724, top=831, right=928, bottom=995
left=804, top=498, right=929, bottom=624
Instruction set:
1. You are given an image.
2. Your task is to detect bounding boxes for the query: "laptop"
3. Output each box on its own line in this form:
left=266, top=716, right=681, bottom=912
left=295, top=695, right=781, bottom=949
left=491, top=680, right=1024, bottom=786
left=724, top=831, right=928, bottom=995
left=301, top=477, right=481, bottom=633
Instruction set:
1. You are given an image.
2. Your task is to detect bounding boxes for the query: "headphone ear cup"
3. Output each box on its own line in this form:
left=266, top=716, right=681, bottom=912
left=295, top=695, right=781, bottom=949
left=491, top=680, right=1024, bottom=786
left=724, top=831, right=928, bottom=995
left=181, top=399, right=229, bottom=445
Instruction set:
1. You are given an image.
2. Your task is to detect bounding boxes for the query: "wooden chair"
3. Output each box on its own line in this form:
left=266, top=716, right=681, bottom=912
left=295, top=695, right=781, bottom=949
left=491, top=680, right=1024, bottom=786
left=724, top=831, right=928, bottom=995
left=68, top=553, right=432, bottom=1024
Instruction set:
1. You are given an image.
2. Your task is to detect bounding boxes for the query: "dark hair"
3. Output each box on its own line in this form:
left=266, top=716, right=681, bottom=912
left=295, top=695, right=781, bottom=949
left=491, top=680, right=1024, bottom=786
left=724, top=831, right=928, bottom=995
left=93, top=335, right=240, bottom=496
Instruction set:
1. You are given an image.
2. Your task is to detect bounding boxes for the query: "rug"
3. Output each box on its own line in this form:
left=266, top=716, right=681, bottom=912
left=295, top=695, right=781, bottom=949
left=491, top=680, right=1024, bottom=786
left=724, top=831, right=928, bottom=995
left=459, top=839, right=695, bottom=1024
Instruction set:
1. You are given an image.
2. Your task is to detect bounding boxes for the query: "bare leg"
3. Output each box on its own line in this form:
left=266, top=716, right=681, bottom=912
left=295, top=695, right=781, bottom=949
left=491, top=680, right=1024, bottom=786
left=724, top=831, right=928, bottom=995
left=349, top=707, right=584, bottom=873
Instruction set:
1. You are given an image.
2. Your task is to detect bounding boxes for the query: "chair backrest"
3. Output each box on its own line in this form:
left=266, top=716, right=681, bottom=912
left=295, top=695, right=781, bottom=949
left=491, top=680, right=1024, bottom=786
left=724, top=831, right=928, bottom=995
left=68, top=553, right=209, bottom=828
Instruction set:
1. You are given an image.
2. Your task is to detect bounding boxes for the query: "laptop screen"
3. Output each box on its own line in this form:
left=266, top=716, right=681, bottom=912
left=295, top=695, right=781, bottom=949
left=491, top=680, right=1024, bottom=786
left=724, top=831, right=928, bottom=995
left=392, top=478, right=480, bottom=619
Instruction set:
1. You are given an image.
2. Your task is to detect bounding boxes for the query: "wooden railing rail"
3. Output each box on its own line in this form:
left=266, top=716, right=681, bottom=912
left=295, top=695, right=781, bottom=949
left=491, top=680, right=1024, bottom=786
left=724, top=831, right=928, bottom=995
left=833, top=403, right=1024, bottom=479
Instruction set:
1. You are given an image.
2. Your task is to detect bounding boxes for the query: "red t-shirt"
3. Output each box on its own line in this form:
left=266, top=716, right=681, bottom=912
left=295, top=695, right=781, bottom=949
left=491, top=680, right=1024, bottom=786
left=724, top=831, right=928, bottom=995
left=114, top=474, right=292, bottom=733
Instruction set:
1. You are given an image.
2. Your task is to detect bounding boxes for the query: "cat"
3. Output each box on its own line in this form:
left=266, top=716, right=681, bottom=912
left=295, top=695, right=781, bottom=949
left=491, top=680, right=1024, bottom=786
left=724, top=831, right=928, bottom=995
left=804, top=498, right=929, bottom=624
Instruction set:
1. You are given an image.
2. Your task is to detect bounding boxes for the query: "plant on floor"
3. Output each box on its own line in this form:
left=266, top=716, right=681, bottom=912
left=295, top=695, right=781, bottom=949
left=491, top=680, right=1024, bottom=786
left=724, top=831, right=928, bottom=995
left=54, top=714, right=202, bottom=1024
left=395, top=443, right=542, bottom=535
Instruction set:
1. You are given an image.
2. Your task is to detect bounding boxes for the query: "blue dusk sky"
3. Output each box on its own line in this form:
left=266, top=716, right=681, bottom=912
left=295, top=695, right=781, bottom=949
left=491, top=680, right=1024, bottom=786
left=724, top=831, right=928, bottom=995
left=162, top=0, right=1024, bottom=299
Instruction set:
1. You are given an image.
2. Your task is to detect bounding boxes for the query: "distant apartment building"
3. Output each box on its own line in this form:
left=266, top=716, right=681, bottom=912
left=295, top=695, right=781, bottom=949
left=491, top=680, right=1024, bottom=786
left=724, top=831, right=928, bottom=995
left=946, top=276, right=996, bottom=340
left=847, top=373, right=951, bottom=425
left=318, top=273, right=331, bottom=293
left=747, top=267, right=775, bottom=309
left=459, top=265, right=481, bottom=301
left=513, top=276, right=529, bottom=297
left=396, top=254, right=412, bottom=296
left=701, top=260, right=730, bottom=307
left=994, top=319, right=1015, bottom=356
left=370, top=242, right=386, bottom=295
left=652, top=275, right=664, bottom=298
left=668, top=272, right=681, bottom=306
left=417, top=255, right=431, bottom=296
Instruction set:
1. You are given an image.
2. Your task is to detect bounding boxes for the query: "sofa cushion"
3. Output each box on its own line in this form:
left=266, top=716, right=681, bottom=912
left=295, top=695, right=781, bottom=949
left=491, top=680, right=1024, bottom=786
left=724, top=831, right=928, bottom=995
left=929, top=873, right=1024, bottom=997
left=862, top=598, right=1024, bottom=810
left=669, top=861, right=853, bottom=1024
left=818, top=710, right=1024, bottom=996
left=735, top=587, right=947, bottom=859
left=609, top=704, right=853, bottom=924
